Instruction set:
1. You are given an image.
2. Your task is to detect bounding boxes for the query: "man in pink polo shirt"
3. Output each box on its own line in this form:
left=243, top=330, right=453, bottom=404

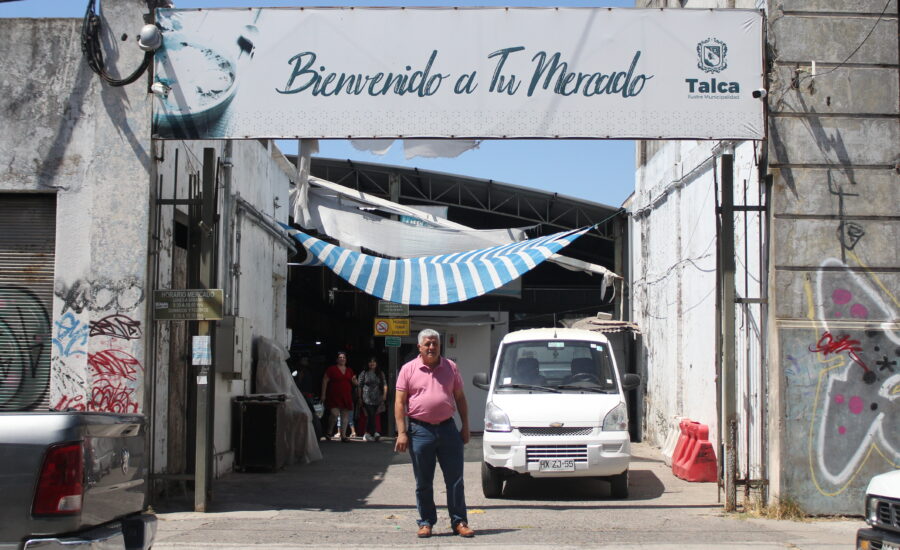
left=394, top=328, right=474, bottom=539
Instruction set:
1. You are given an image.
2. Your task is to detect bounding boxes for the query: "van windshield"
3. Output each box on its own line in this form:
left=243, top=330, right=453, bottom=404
left=494, top=340, right=618, bottom=392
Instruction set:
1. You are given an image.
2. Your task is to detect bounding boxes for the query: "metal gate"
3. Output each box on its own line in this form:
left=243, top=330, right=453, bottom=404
left=0, top=194, right=56, bottom=411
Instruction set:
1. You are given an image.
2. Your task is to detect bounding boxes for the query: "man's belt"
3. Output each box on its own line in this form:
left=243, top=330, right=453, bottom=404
left=409, top=417, right=453, bottom=427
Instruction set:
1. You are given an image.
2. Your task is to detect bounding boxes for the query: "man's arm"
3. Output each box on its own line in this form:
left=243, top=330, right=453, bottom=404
left=454, top=387, right=471, bottom=445
left=394, top=389, right=410, bottom=452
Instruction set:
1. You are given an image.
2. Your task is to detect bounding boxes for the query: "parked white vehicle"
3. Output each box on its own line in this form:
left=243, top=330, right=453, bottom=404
left=473, top=328, right=641, bottom=499
left=857, top=469, right=900, bottom=550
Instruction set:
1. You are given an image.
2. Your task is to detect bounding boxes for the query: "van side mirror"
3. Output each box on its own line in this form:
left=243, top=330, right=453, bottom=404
left=622, top=373, right=641, bottom=391
left=472, top=372, right=490, bottom=390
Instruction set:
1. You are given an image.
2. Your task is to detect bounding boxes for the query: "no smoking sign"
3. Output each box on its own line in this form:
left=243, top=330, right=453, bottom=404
left=373, top=317, right=410, bottom=336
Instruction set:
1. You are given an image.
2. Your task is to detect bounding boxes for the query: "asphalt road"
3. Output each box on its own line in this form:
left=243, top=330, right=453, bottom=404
left=152, top=436, right=861, bottom=549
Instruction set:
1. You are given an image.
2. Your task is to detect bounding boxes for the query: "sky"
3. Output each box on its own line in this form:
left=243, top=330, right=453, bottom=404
left=1, top=0, right=637, bottom=207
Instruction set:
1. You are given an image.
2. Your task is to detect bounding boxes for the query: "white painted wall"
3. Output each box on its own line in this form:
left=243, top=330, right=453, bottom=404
left=630, top=139, right=764, bottom=464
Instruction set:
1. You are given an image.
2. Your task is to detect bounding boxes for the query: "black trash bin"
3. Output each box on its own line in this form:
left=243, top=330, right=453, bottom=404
left=232, top=394, right=287, bottom=472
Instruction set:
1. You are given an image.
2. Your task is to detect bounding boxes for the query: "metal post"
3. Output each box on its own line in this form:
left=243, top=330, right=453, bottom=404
left=720, top=154, right=738, bottom=512
left=222, top=141, right=234, bottom=316
left=194, top=148, right=218, bottom=512
left=613, top=215, right=624, bottom=320
left=387, top=173, right=401, bottom=436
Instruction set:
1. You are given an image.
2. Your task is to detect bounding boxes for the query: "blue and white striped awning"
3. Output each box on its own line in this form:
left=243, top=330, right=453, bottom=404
left=282, top=224, right=593, bottom=305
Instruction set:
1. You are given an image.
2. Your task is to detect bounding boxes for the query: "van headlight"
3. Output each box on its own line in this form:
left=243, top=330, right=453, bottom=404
left=484, top=401, right=512, bottom=432
left=866, top=496, right=879, bottom=524
left=602, top=402, right=628, bottom=431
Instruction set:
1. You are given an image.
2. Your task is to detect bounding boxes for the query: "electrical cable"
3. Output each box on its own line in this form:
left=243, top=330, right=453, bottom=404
left=774, top=0, right=893, bottom=105
left=81, top=0, right=152, bottom=87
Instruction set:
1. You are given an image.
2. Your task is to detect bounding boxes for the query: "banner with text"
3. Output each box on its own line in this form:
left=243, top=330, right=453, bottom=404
left=152, top=8, right=764, bottom=140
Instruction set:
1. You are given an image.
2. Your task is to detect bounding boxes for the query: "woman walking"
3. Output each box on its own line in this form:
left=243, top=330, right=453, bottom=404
left=357, top=356, right=388, bottom=441
left=321, top=351, right=357, bottom=442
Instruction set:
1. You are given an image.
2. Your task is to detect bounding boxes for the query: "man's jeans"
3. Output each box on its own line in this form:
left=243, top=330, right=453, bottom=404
left=408, top=419, right=468, bottom=528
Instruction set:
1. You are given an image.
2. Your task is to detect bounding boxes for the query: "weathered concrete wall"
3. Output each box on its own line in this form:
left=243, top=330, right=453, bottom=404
left=767, top=0, right=899, bottom=514
left=0, top=2, right=157, bottom=413
left=152, top=139, right=292, bottom=476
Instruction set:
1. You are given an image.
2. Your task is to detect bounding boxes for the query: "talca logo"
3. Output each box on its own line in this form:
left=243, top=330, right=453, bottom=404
left=697, top=38, right=727, bottom=74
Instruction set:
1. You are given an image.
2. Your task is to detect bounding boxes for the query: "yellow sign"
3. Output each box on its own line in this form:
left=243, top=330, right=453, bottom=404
left=154, top=289, right=224, bottom=321
left=373, top=317, right=410, bottom=337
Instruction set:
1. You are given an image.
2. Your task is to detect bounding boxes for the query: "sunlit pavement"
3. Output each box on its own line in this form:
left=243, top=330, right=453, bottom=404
left=152, top=436, right=862, bottom=549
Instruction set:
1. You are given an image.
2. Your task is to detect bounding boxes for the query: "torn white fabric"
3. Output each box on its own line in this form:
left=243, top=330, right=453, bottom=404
left=549, top=254, right=621, bottom=280
left=403, top=139, right=480, bottom=159
left=254, top=337, right=322, bottom=465
left=400, top=205, right=449, bottom=223
left=350, top=139, right=395, bottom=155
left=293, top=139, right=320, bottom=226
left=309, top=191, right=529, bottom=256
left=348, top=139, right=479, bottom=159
left=307, top=177, right=470, bottom=229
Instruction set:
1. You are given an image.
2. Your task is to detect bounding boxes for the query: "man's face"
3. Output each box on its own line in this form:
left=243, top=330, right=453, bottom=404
left=418, top=336, right=441, bottom=364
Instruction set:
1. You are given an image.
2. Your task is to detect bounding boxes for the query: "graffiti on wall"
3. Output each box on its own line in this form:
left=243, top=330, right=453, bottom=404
left=51, top=278, right=145, bottom=414
left=52, top=312, right=89, bottom=357
left=55, top=277, right=144, bottom=314
left=829, top=173, right=866, bottom=263
left=90, top=314, right=143, bottom=340
left=0, top=287, right=51, bottom=410
left=797, top=256, right=899, bottom=496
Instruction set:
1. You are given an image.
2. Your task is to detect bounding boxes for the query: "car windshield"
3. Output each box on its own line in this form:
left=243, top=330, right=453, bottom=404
left=493, top=339, right=618, bottom=392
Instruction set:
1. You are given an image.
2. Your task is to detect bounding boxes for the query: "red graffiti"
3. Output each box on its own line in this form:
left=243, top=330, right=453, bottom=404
left=54, top=394, right=86, bottom=411
left=86, top=349, right=142, bottom=413
left=809, top=331, right=869, bottom=371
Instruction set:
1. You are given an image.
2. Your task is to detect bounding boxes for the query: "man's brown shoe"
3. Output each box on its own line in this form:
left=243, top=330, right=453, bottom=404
left=416, top=525, right=432, bottom=538
left=453, top=522, right=475, bottom=537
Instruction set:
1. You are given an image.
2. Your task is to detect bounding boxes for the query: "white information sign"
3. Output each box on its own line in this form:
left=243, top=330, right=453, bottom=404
left=192, top=335, right=212, bottom=366
left=152, top=8, right=764, bottom=140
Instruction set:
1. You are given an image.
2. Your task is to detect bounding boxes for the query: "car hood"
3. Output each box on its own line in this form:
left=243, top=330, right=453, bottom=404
left=490, top=392, right=623, bottom=425
left=867, top=469, right=900, bottom=498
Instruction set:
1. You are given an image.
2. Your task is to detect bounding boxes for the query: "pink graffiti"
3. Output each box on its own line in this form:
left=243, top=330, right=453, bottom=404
left=834, top=394, right=845, bottom=404
left=832, top=289, right=852, bottom=305
left=830, top=288, right=870, bottom=319
left=850, top=304, right=869, bottom=319
left=809, top=331, right=869, bottom=372
left=86, top=349, right=142, bottom=413
left=848, top=396, right=864, bottom=415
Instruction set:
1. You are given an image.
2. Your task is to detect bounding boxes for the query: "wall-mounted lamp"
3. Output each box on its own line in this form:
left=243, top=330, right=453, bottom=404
left=138, top=24, right=163, bottom=52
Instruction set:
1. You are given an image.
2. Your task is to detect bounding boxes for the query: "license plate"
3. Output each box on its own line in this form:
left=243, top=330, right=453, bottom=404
left=883, top=542, right=900, bottom=550
left=539, top=459, right=575, bottom=472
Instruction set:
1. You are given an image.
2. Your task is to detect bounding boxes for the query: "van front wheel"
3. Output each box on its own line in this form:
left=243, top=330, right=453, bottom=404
left=481, top=462, right=504, bottom=498
left=609, top=469, right=629, bottom=499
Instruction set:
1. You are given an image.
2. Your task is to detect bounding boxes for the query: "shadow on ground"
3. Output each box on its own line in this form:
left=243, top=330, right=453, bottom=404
left=154, top=437, right=403, bottom=513
left=153, top=436, right=717, bottom=515
left=499, top=467, right=666, bottom=501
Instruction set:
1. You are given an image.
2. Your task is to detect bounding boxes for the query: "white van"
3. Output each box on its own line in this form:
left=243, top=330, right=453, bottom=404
left=473, top=327, right=641, bottom=499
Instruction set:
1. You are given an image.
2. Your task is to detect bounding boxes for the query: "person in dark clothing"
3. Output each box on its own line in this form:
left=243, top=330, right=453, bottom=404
left=357, top=356, right=388, bottom=441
